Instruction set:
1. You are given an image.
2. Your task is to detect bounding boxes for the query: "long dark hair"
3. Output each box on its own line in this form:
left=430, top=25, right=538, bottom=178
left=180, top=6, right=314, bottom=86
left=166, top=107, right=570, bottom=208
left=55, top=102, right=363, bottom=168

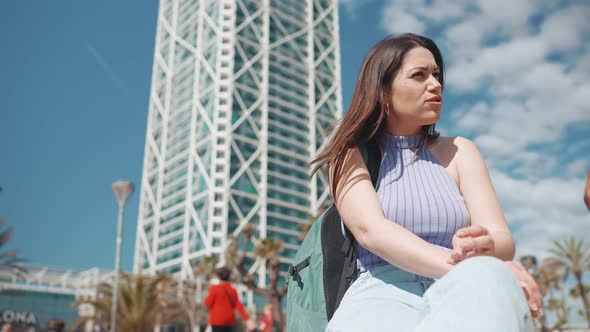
left=310, top=33, right=444, bottom=195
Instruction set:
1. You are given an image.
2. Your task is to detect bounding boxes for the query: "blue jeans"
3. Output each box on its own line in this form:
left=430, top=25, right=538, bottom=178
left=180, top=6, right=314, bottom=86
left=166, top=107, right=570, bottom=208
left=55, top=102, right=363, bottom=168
left=326, top=256, right=535, bottom=332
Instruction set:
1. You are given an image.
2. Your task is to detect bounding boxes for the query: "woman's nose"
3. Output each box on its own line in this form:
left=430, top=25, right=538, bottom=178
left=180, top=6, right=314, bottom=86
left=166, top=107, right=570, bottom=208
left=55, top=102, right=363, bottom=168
left=428, top=75, right=442, bottom=91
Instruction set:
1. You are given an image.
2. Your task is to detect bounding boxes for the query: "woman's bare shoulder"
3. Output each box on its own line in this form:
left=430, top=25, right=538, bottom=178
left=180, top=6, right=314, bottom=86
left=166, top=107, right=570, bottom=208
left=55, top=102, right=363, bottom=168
left=431, top=136, right=478, bottom=157
left=431, top=135, right=474, bottom=148
left=432, top=136, right=485, bottom=175
left=428, top=136, right=481, bottom=184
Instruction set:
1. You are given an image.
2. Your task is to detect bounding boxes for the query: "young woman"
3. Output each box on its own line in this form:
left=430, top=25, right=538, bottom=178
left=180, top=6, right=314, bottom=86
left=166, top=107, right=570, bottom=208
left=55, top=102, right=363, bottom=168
left=311, top=33, right=542, bottom=331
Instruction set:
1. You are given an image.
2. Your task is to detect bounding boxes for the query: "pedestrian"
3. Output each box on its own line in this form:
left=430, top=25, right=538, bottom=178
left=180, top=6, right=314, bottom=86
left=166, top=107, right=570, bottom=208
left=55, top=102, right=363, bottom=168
left=310, top=33, right=542, bottom=331
left=257, top=304, right=274, bottom=332
left=204, top=266, right=253, bottom=332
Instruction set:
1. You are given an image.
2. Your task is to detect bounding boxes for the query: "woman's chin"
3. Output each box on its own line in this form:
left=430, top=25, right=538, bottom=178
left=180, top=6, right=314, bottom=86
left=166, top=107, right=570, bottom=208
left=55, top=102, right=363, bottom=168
left=421, top=113, right=440, bottom=125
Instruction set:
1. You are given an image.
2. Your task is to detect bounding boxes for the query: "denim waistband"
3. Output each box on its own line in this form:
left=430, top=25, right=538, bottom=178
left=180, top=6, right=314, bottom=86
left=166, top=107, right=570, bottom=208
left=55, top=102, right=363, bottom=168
left=362, top=263, right=435, bottom=283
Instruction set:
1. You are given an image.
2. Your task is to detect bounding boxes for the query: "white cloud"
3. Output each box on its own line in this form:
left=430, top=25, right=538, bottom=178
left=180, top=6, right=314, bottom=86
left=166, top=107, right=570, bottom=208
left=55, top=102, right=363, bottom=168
left=380, top=3, right=426, bottom=35
left=380, top=0, right=590, bottom=169
left=456, top=102, right=491, bottom=132
left=447, top=36, right=548, bottom=91
left=539, top=4, right=590, bottom=51
left=566, top=159, right=588, bottom=176
left=490, top=169, right=590, bottom=261
left=339, top=0, right=374, bottom=19
left=412, top=0, right=472, bottom=23
left=571, top=47, right=590, bottom=81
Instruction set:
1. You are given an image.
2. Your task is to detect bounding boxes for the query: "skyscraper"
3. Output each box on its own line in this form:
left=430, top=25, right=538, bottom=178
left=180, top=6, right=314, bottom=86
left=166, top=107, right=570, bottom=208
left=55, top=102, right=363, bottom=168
left=134, top=0, right=342, bottom=283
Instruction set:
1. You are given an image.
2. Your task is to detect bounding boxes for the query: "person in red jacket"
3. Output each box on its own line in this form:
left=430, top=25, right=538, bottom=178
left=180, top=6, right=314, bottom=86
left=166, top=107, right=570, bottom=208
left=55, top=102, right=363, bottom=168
left=205, top=266, right=251, bottom=332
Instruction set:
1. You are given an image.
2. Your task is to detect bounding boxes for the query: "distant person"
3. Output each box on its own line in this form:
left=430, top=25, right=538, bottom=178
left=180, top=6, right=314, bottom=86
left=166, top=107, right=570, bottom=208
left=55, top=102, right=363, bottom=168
left=46, top=319, right=65, bottom=332
left=585, top=171, right=590, bottom=212
left=257, top=304, right=275, bottom=332
left=204, top=266, right=252, bottom=332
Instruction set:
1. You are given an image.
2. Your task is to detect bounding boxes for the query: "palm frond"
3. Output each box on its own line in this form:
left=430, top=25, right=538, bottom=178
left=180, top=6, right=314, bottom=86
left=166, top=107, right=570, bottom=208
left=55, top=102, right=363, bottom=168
left=0, top=227, right=13, bottom=248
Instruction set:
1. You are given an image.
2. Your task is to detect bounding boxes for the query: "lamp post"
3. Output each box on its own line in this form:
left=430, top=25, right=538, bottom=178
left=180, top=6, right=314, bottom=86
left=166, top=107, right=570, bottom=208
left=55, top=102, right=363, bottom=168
left=519, top=255, right=539, bottom=278
left=111, top=180, right=134, bottom=332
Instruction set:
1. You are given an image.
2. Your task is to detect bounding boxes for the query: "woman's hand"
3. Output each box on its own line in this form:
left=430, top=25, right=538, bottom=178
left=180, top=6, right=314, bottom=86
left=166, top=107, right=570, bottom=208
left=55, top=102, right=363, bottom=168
left=448, top=225, right=495, bottom=264
left=504, top=261, right=543, bottom=319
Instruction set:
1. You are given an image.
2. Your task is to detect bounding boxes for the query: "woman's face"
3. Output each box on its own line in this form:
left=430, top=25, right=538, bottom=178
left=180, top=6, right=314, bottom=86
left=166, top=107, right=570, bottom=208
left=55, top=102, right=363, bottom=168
left=388, top=46, right=442, bottom=132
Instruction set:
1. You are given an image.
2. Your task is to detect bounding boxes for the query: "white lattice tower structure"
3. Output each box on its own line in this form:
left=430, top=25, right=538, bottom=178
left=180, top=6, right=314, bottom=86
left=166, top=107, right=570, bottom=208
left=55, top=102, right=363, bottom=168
left=134, top=0, right=342, bottom=285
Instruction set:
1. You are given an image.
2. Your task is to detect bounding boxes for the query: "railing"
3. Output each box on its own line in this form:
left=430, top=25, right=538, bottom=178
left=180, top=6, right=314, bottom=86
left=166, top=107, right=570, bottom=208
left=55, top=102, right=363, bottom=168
left=0, top=265, right=113, bottom=298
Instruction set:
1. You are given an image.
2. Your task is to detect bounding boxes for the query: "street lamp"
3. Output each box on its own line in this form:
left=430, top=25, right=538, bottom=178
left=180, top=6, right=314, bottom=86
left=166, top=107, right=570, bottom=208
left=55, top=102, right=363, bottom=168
left=110, top=180, right=134, bottom=332
left=519, top=255, right=539, bottom=278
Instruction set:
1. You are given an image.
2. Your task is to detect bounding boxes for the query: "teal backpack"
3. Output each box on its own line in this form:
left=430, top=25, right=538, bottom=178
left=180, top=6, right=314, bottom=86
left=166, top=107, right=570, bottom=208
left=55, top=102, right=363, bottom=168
left=286, top=142, right=381, bottom=331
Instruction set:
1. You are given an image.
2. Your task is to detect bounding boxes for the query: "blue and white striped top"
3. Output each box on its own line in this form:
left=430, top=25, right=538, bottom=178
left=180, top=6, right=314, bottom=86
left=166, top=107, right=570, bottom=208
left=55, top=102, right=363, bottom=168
left=356, top=133, right=470, bottom=271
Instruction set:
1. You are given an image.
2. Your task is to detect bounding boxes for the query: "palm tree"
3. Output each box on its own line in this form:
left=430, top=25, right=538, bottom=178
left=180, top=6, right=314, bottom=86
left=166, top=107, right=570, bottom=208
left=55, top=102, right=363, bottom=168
left=167, top=275, right=214, bottom=332
left=194, top=254, right=218, bottom=280
left=536, top=257, right=572, bottom=331
left=545, top=297, right=570, bottom=330
left=0, top=218, right=27, bottom=277
left=253, top=238, right=284, bottom=260
left=0, top=186, right=26, bottom=277
left=71, top=273, right=181, bottom=332
left=547, top=237, right=590, bottom=327
left=228, top=225, right=287, bottom=331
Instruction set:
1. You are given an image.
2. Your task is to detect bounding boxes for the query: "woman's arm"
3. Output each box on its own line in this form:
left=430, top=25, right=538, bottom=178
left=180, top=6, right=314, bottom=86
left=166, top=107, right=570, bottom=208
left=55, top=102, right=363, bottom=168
left=235, top=296, right=250, bottom=321
left=455, top=137, right=515, bottom=261
left=331, top=146, right=454, bottom=279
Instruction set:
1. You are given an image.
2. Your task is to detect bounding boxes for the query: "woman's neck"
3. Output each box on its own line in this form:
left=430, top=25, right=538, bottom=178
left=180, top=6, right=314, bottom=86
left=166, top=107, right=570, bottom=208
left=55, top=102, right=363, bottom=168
left=385, top=115, right=423, bottom=135
left=385, top=125, right=422, bottom=136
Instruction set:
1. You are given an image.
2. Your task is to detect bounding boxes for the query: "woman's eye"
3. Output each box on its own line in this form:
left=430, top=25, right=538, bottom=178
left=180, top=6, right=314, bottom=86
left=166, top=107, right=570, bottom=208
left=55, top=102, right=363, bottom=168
left=433, top=72, right=441, bottom=79
left=412, top=72, right=424, bottom=78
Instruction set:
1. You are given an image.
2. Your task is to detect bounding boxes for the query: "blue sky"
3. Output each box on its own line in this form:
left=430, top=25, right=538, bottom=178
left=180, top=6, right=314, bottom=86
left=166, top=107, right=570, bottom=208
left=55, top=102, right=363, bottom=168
left=1, top=0, right=588, bottom=285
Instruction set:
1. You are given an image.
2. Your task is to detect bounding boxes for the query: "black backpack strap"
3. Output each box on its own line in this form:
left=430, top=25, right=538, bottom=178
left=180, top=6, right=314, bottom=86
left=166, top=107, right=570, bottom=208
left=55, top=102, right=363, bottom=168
left=359, top=140, right=381, bottom=186
left=365, top=140, right=381, bottom=187
left=288, top=255, right=311, bottom=288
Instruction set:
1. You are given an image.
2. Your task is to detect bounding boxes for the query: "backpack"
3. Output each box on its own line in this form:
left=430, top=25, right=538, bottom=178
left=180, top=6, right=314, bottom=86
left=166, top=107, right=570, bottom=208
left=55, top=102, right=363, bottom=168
left=286, top=142, right=381, bottom=331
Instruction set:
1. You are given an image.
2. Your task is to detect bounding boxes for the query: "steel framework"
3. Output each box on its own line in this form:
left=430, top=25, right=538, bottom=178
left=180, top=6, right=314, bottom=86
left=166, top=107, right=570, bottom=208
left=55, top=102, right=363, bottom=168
left=134, top=0, right=342, bottom=284
left=0, top=266, right=112, bottom=298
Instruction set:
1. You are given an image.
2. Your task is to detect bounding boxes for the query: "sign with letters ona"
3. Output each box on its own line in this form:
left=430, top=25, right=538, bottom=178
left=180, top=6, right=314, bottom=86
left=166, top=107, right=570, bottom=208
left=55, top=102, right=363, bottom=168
left=0, top=310, right=37, bottom=326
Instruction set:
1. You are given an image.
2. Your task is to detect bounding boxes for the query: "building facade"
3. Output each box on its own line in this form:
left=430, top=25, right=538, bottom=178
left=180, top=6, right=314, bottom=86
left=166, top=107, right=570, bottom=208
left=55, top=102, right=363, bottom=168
left=0, top=266, right=112, bottom=331
left=134, top=0, right=342, bottom=282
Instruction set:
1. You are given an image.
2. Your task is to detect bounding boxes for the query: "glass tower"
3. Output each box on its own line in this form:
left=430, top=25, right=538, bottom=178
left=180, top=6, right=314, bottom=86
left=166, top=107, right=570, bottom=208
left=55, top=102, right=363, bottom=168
left=134, top=0, right=341, bottom=283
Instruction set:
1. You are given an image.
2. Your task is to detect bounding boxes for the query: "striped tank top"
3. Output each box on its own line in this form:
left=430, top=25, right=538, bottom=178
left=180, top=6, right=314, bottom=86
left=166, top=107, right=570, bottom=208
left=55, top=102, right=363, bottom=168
left=355, top=133, right=470, bottom=271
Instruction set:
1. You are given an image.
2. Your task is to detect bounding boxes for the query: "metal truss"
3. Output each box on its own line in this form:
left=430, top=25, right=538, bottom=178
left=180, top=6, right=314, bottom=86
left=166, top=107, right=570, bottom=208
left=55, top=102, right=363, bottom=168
left=0, top=265, right=112, bottom=298
left=135, top=0, right=342, bottom=287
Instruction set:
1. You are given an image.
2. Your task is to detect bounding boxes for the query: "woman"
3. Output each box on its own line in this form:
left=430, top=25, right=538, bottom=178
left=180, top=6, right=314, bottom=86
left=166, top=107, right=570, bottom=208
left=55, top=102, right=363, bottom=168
left=310, top=33, right=542, bottom=331
left=204, top=266, right=253, bottom=332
